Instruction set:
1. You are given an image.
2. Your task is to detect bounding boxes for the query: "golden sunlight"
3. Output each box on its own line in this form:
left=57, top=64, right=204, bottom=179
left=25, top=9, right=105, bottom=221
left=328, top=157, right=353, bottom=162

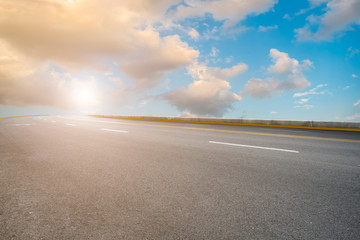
left=71, top=81, right=99, bottom=108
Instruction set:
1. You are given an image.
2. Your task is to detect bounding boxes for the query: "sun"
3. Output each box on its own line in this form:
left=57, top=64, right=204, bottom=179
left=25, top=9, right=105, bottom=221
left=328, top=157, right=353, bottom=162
left=71, top=82, right=99, bottom=108
left=76, top=89, right=93, bottom=106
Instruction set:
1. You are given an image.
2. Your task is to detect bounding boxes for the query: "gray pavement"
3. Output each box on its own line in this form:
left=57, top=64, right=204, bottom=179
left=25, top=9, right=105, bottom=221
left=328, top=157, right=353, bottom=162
left=1, top=115, right=359, bottom=239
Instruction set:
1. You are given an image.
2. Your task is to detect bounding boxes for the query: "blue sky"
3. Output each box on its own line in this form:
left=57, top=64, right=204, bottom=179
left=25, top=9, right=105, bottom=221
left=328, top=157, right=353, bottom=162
left=0, top=0, right=359, bottom=121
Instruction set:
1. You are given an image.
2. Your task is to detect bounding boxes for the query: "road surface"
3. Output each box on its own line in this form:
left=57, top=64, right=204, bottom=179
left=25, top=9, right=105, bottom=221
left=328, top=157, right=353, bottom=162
left=1, top=116, right=359, bottom=239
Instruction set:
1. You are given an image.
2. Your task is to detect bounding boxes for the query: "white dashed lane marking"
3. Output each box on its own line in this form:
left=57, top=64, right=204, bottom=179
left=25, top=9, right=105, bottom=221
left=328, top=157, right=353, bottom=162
left=209, top=141, right=299, bottom=153
left=101, top=128, right=128, bottom=133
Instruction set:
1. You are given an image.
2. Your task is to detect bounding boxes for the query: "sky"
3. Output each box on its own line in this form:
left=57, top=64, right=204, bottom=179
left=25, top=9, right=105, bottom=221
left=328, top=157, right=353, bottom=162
left=0, top=0, right=359, bottom=121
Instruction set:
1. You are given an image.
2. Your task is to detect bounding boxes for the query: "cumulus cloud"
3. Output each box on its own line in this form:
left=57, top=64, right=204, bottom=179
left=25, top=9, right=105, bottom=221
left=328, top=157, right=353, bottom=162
left=2, top=0, right=279, bottom=111
left=170, top=0, right=278, bottom=31
left=243, top=78, right=282, bottom=98
left=163, top=61, right=246, bottom=117
left=295, top=0, right=360, bottom=41
left=243, top=49, right=312, bottom=98
left=118, top=31, right=198, bottom=90
left=209, top=63, right=248, bottom=79
left=0, top=42, right=73, bottom=108
left=267, top=49, right=309, bottom=75
left=0, top=0, right=198, bottom=93
left=354, top=100, right=360, bottom=107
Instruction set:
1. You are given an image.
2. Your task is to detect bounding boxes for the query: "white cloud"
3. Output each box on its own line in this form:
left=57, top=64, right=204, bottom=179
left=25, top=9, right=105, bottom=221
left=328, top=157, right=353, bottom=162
left=309, top=0, right=329, bottom=5
left=209, top=47, right=219, bottom=57
left=118, top=32, right=198, bottom=90
left=203, top=26, right=220, bottom=40
left=170, top=0, right=278, bottom=31
left=295, top=0, right=360, bottom=41
left=294, top=104, right=314, bottom=109
left=295, top=98, right=310, bottom=104
left=0, top=0, right=198, bottom=93
left=283, top=14, right=292, bottom=20
left=188, top=28, right=200, bottom=40
left=293, top=84, right=327, bottom=97
left=346, top=113, right=360, bottom=120
left=244, top=77, right=282, bottom=98
left=0, top=42, right=74, bottom=108
left=225, top=56, right=234, bottom=63
left=268, top=49, right=300, bottom=75
left=0, top=0, right=206, bottom=110
left=301, top=59, right=314, bottom=70
left=258, top=25, right=278, bottom=32
left=177, top=112, right=201, bottom=118
left=108, top=77, right=123, bottom=85
left=270, top=111, right=277, bottom=114
left=347, top=47, right=360, bottom=58
left=267, top=49, right=314, bottom=76
left=293, top=97, right=315, bottom=110
left=163, top=61, right=246, bottom=117
left=352, top=74, right=358, bottom=78
left=244, top=49, right=312, bottom=98
left=209, top=63, right=248, bottom=79
left=0, top=0, right=289, bottom=111
left=354, top=100, right=360, bottom=107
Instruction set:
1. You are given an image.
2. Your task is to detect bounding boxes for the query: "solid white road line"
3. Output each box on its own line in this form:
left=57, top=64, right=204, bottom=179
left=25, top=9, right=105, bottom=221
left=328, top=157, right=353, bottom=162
left=101, top=128, right=128, bottom=133
left=66, top=123, right=76, bottom=126
left=209, top=141, right=299, bottom=153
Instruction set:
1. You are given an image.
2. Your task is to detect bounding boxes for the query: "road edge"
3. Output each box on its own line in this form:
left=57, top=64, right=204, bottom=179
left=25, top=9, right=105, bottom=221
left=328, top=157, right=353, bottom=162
left=0, top=115, right=42, bottom=120
left=90, top=115, right=360, bottom=132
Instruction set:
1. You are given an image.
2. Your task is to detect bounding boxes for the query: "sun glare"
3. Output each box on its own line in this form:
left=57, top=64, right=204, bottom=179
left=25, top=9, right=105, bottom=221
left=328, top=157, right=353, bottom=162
left=76, top=90, right=93, bottom=105
left=72, top=83, right=98, bottom=108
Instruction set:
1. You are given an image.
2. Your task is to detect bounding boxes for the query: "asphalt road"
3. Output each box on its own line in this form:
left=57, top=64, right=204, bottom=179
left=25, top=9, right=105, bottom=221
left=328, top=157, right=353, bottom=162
left=1, top=116, right=359, bottom=240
